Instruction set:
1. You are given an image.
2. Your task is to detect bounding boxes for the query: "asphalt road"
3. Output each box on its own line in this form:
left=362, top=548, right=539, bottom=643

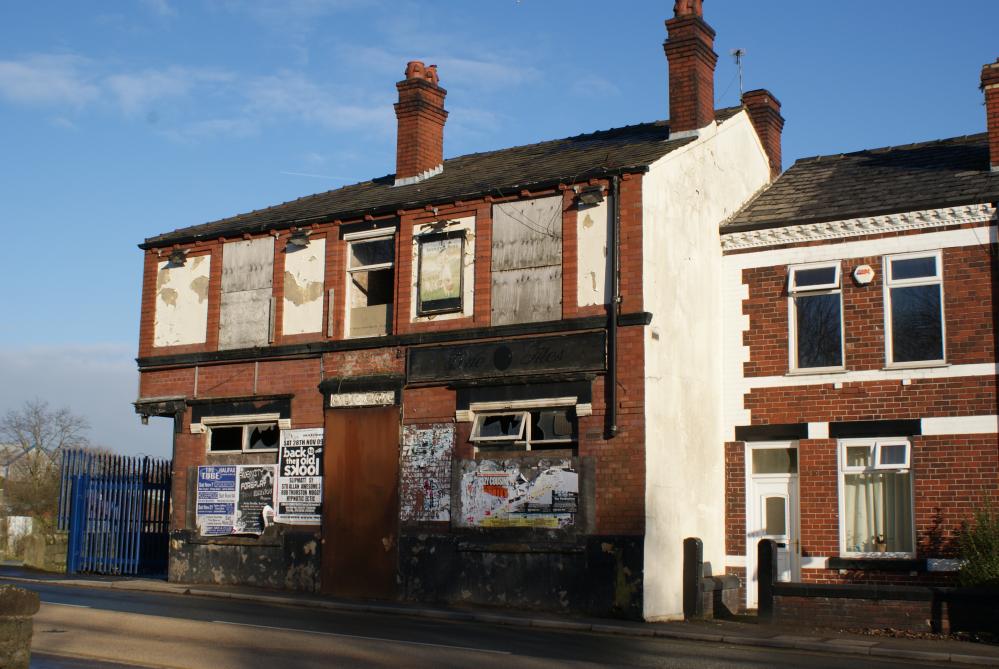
left=9, top=579, right=950, bottom=669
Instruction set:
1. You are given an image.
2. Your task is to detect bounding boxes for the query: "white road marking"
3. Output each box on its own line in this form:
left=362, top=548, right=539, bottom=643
left=211, top=620, right=511, bottom=655
left=42, top=602, right=91, bottom=608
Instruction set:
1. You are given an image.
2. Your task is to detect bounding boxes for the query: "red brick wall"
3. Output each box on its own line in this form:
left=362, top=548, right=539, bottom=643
left=742, top=243, right=995, bottom=378
left=725, top=442, right=746, bottom=556
left=775, top=595, right=937, bottom=632
left=745, top=376, right=997, bottom=425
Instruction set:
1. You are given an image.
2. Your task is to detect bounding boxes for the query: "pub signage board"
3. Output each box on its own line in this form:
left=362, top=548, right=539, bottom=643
left=407, top=331, right=606, bottom=383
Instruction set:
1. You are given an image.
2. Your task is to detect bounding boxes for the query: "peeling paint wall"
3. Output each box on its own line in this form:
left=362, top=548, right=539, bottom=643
left=219, top=237, right=274, bottom=350
left=576, top=199, right=612, bottom=307
left=410, top=217, right=475, bottom=323
left=457, top=459, right=578, bottom=529
left=282, top=238, right=326, bottom=335
left=153, top=255, right=210, bottom=347
left=399, top=424, right=454, bottom=522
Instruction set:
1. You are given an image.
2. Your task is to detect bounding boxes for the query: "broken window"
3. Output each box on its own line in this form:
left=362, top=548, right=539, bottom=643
left=470, top=408, right=577, bottom=452
left=346, top=234, right=394, bottom=338
left=208, top=421, right=280, bottom=452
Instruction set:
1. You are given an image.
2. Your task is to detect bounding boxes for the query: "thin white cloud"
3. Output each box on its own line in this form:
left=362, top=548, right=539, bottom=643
left=106, top=66, right=232, bottom=116
left=161, top=117, right=260, bottom=143
left=570, top=75, right=621, bottom=99
left=243, top=70, right=394, bottom=133
left=0, top=54, right=99, bottom=106
left=141, top=0, right=176, bottom=17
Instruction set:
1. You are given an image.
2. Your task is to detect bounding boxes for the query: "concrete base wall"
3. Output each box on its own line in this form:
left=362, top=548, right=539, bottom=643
left=399, top=533, right=644, bottom=619
left=168, top=528, right=321, bottom=592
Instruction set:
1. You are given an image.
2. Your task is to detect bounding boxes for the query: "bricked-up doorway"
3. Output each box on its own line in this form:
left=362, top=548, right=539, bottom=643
left=322, top=405, right=400, bottom=599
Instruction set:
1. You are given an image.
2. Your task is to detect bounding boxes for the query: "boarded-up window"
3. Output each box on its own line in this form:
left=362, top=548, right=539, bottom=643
left=153, top=255, right=210, bottom=347
left=219, top=238, right=275, bottom=350
left=282, top=237, right=326, bottom=335
left=491, top=196, right=563, bottom=325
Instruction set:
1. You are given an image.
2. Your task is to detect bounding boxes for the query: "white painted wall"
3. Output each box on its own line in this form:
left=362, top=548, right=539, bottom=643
left=153, top=255, right=210, bottom=347
left=282, top=237, right=326, bottom=335
left=642, top=111, right=772, bottom=620
left=577, top=198, right=611, bottom=306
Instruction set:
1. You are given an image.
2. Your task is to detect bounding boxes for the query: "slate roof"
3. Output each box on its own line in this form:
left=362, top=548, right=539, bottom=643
left=143, top=107, right=744, bottom=248
left=725, top=133, right=999, bottom=232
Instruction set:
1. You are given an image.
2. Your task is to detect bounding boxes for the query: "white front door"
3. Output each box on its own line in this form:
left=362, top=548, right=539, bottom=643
left=745, top=444, right=800, bottom=609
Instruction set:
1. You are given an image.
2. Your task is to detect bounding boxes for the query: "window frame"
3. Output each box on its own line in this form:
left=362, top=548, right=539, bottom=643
left=344, top=228, right=396, bottom=339
left=469, top=407, right=577, bottom=452
left=787, top=261, right=845, bottom=374
left=836, top=438, right=916, bottom=558
left=204, top=416, right=281, bottom=453
left=415, top=229, right=466, bottom=316
left=882, top=250, right=946, bottom=368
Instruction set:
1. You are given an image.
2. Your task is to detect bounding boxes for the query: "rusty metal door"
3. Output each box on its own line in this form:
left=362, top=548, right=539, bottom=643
left=322, top=405, right=400, bottom=599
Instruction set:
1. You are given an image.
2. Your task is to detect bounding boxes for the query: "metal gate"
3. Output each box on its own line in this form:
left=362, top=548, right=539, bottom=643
left=57, top=450, right=171, bottom=576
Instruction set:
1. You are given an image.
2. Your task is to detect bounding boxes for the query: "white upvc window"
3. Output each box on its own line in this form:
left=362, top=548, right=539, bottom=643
left=470, top=407, right=577, bottom=452
left=344, top=229, right=395, bottom=338
left=838, top=439, right=915, bottom=557
left=788, top=261, right=844, bottom=372
left=883, top=251, right=945, bottom=367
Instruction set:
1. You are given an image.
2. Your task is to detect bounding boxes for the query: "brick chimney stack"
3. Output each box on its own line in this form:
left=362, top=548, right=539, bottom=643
left=742, top=89, right=785, bottom=179
left=982, top=58, right=999, bottom=172
left=394, top=61, right=448, bottom=186
left=663, top=0, right=718, bottom=134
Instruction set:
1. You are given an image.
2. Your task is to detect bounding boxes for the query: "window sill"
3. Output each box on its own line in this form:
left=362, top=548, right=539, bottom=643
left=785, top=368, right=847, bottom=377
left=828, top=556, right=924, bottom=571
left=883, top=361, right=949, bottom=371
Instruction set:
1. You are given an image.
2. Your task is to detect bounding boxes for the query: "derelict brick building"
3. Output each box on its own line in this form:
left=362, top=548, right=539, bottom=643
left=134, top=2, right=779, bottom=620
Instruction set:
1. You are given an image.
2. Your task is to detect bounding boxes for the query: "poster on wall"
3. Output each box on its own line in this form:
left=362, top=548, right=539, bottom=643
left=276, top=428, right=324, bottom=524
left=460, top=460, right=579, bottom=529
left=233, top=465, right=277, bottom=535
left=416, top=232, right=464, bottom=314
left=196, top=465, right=237, bottom=536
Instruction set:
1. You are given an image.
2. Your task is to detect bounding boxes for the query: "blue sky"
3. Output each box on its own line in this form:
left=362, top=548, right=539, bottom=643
left=0, top=0, right=996, bottom=456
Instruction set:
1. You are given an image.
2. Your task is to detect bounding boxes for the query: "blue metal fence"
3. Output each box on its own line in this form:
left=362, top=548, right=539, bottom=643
left=58, top=450, right=171, bottom=576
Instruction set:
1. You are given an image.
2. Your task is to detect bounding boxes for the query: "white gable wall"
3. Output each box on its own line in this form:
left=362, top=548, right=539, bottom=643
left=641, top=111, right=772, bottom=620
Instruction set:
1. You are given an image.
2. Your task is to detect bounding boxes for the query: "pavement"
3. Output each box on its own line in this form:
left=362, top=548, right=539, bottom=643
left=3, top=565, right=998, bottom=667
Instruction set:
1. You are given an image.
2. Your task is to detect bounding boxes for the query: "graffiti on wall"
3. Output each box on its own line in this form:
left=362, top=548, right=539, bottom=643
left=399, top=424, right=454, bottom=522
left=460, top=460, right=578, bottom=529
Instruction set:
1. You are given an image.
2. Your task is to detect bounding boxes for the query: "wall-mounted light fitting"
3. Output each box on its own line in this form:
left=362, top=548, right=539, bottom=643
left=287, top=228, right=311, bottom=249
left=168, top=248, right=187, bottom=266
left=577, top=187, right=605, bottom=205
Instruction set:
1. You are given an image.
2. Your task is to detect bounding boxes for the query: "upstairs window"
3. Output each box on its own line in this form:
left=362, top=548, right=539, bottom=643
left=470, top=408, right=577, bottom=452
left=788, top=262, right=843, bottom=371
left=416, top=230, right=465, bottom=316
left=839, top=440, right=913, bottom=556
left=346, top=232, right=394, bottom=338
left=884, top=252, right=944, bottom=365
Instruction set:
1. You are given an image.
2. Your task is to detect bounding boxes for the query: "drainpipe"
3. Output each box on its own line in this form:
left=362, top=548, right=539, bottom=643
left=608, top=175, right=621, bottom=437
